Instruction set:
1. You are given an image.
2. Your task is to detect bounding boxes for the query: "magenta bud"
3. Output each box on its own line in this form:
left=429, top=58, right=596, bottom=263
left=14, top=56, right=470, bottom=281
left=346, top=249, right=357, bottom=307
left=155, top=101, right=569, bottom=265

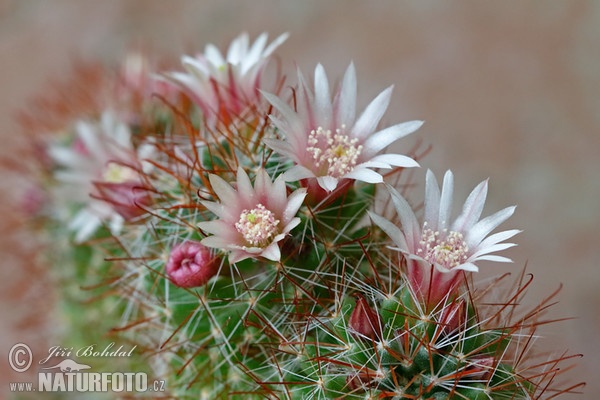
left=438, top=298, right=466, bottom=335
left=93, top=181, right=151, bottom=220
left=166, top=241, right=220, bottom=288
left=349, top=295, right=383, bottom=341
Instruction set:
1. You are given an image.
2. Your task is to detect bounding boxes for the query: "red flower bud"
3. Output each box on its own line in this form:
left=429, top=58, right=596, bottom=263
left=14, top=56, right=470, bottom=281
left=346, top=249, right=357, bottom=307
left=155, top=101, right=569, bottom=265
left=166, top=241, right=220, bottom=288
left=349, top=295, right=383, bottom=341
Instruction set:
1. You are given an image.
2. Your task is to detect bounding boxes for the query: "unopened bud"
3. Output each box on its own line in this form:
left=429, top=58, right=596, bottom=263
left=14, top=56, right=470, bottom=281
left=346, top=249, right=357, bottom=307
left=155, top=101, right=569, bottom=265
left=438, top=298, right=466, bottom=335
left=349, top=295, right=383, bottom=341
left=166, top=241, right=220, bottom=288
left=467, top=356, right=495, bottom=380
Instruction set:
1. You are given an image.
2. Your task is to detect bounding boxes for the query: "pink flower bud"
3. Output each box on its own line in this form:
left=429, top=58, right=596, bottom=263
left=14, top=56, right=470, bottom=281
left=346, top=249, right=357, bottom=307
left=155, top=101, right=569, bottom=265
left=93, top=181, right=151, bottom=220
left=438, top=298, right=466, bottom=335
left=349, top=295, right=383, bottom=341
left=466, top=356, right=495, bottom=380
left=166, top=241, right=220, bottom=288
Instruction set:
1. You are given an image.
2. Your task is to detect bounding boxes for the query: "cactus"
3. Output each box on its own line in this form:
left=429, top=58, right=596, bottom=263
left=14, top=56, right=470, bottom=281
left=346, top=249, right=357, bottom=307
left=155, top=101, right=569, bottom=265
left=19, top=32, right=583, bottom=399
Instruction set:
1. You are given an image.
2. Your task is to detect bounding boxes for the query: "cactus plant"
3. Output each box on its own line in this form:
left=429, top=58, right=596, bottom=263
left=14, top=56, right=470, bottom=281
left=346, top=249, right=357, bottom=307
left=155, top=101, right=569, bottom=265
left=19, top=32, right=583, bottom=399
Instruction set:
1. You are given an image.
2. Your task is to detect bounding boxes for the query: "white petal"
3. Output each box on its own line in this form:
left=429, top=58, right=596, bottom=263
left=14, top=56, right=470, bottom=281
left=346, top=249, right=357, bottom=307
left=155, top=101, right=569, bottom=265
left=204, top=43, right=226, bottom=67
left=236, top=167, right=256, bottom=203
left=455, top=262, right=479, bottom=272
left=283, top=217, right=302, bottom=233
left=344, top=167, right=383, bottom=183
left=201, top=235, right=234, bottom=249
left=283, top=189, right=307, bottom=222
left=351, top=86, right=393, bottom=139
left=335, top=63, right=357, bottom=127
left=313, top=64, right=332, bottom=127
left=181, top=55, right=210, bottom=76
left=473, top=255, right=513, bottom=263
left=363, top=120, right=424, bottom=155
left=466, top=206, right=516, bottom=249
left=197, top=220, right=233, bottom=236
left=263, top=173, right=285, bottom=212
left=317, top=175, right=339, bottom=192
left=209, top=174, right=237, bottom=204
left=452, top=179, right=488, bottom=233
left=368, top=211, right=408, bottom=251
left=281, top=165, right=315, bottom=182
left=228, top=250, right=251, bottom=264
left=260, top=243, right=281, bottom=261
left=438, top=170, right=454, bottom=231
left=263, top=32, right=289, bottom=58
left=424, top=170, right=441, bottom=231
left=385, top=183, right=420, bottom=250
left=263, top=137, right=294, bottom=160
left=367, top=153, right=419, bottom=168
left=478, top=229, right=522, bottom=248
left=470, top=242, right=517, bottom=259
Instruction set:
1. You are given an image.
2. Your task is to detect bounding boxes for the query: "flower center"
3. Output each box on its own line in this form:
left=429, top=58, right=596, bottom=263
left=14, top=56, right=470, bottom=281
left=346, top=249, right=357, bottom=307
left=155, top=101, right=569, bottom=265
left=306, top=125, right=363, bottom=178
left=235, top=203, right=280, bottom=247
left=416, top=223, right=469, bottom=270
left=102, top=162, right=138, bottom=183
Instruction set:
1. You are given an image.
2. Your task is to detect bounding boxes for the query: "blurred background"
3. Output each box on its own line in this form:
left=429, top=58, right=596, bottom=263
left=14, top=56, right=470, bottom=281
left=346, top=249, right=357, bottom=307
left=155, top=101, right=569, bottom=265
left=0, top=1, right=597, bottom=398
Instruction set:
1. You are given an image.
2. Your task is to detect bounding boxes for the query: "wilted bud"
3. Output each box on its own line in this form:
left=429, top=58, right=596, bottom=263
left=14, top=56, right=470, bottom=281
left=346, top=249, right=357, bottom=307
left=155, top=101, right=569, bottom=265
left=166, top=241, right=220, bottom=288
left=349, top=295, right=383, bottom=341
left=438, top=298, right=466, bottom=335
left=94, top=181, right=151, bottom=220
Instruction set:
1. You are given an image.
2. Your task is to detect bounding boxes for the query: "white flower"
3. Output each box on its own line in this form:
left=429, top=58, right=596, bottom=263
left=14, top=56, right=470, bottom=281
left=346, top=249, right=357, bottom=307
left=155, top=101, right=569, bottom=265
left=163, top=32, right=288, bottom=124
left=48, top=111, right=145, bottom=242
left=369, top=170, right=519, bottom=302
left=261, top=63, right=422, bottom=192
left=198, top=167, right=306, bottom=264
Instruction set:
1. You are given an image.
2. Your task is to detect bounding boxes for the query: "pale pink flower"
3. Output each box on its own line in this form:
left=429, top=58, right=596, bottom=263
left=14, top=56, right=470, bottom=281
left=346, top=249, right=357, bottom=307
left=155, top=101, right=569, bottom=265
left=163, top=32, right=288, bottom=125
left=369, top=170, right=519, bottom=305
left=198, top=167, right=306, bottom=264
left=166, top=241, right=221, bottom=288
left=261, top=63, right=422, bottom=193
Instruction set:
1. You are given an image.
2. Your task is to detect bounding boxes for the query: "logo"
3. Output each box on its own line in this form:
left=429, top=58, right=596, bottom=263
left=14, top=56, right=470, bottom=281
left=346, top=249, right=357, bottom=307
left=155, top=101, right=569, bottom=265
left=8, top=343, right=33, bottom=373
left=8, top=342, right=165, bottom=394
left=41, top=359, right=91, bottom=372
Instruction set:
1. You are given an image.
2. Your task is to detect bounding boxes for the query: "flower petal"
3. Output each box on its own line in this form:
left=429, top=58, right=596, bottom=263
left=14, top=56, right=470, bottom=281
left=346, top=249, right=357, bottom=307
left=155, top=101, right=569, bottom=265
left=466, top=206, right=517, bottom=249
left=368, top=211, right=408, bottom=252
left=313, top=64, right=332, bottom=128
left=344, top=167, right=384, bottom=184
left=438, top=170, right=454, bottom=231
left=452, top=179, right=488, bottom=233
left=363, top=120, right=424, bottom=155
left=335, top=63, right=357, bottom=127
left=385, top=184, right=420, bottom=250
left=351, top=85, right=393, bottom=139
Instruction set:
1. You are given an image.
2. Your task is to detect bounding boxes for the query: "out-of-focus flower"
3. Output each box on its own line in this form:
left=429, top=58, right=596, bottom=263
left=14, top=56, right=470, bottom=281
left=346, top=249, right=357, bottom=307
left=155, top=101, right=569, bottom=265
left=369, top=170, right=519, bottom=305
left=163, top=32, right=288, bottom=125
left=166, top=241, right=221, bottom=288
left=261, top=63, right=421, bottom=193
left=48, top=111, right=148, bottom=242
left=198, top=167, right=306, bottom=264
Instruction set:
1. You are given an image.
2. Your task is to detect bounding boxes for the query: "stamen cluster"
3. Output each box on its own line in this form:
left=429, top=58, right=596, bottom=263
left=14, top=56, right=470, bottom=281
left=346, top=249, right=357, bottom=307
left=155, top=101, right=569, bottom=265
left=235, top=203, right=280, bottom=247
left=417, top=222, right=469, bottom=270
left=307, top=125, right=363, bottom=178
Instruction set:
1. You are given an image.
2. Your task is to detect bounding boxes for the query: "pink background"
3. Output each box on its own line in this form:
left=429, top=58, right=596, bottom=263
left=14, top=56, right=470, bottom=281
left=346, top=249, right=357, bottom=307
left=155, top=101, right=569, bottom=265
left=1, top=1, right=597, bottom=397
